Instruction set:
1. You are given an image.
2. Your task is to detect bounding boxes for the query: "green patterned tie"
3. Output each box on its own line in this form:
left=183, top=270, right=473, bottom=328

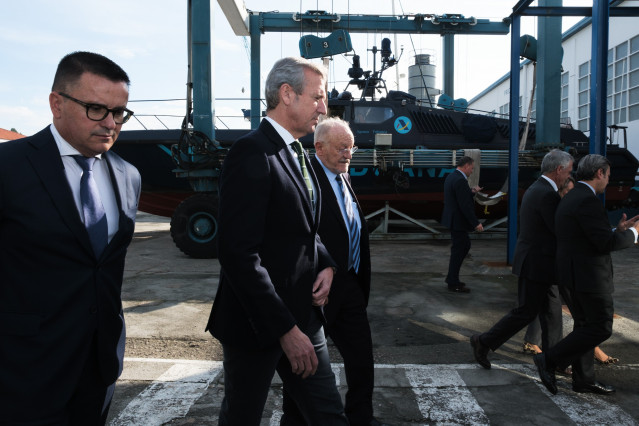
left=291, top=140, right=314, bottom=209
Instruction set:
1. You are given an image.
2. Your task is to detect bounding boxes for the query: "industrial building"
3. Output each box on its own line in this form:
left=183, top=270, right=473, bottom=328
left=468, top=1, right=639, bottom=161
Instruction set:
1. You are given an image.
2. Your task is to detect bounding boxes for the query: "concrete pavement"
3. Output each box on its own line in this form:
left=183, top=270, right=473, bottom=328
left=107, top=212, right=639, bottom=425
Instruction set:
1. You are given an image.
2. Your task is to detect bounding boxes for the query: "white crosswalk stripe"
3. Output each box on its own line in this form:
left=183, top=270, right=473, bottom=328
left=111, top=359, right=639, bottom=425
left=112, top=358, right=222, bottom=425
left=405, top=364, right=489, bottom=425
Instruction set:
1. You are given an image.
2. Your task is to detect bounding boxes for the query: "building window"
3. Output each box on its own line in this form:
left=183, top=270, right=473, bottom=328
left=578, top=61, right=590, bottom=131
left=498, top=97, right=522, bottom=119
left=560, top=71, right=569, bottom=124
left=499, top=102, right=509, bottom=117
left=607, top=41, right=630, bottom=125
left=629, top=35, right=639, bottom=122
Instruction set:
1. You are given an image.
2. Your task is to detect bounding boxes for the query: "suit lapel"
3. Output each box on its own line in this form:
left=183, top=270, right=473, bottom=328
left=102, top=152, right=138, bottom=258
left=26, top=129, right=94, bottom=256
left=261, top=121, right=315, bottom=222
left=311, top=157, right=347, bottom=232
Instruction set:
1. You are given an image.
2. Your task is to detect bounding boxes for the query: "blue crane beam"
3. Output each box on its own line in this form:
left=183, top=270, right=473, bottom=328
left=248, top=11, right=510, bottom=127
left=254, top=12, right=511, bottom=35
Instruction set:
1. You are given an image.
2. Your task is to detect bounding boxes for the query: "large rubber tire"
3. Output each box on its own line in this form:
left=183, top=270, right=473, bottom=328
left=170, top=193, right=219, bottom=258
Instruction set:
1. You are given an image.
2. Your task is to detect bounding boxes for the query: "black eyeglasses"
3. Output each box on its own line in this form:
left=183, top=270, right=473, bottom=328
left=57, top=92, right=134, bottom=124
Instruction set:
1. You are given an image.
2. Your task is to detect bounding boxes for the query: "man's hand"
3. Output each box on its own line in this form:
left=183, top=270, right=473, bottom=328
left=280, top=326, right=318, bottom=379
left=471, top=186, right=483, bottom=194
left=616, top=213, right=639, bottom=232
left=311, top=267, right=333, bottom=306
left=475, top=223, right=484, bottom=232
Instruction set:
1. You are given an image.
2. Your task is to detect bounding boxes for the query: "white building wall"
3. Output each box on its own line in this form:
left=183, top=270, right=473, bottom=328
left=469, top=6, right=639, bottom=162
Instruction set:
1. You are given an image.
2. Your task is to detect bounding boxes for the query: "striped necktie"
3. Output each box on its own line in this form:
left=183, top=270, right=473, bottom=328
left=336, top=175, right=360, bottom=272
left=291, top=140, right=314, bottom=209
left=73, top=155, right=108, bottom=257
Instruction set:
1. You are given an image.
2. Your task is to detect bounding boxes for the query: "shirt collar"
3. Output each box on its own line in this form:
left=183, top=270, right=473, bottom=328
left=579, top=181, right=597, bottom=195
left=265, top=116, right=296, bottom=146
left=456, top=168, right=468, bottom=180
left=541, top=174, right=558, bottom=192
left=314, top=154, right=339, bottom=182
left=50, top=123, right=103, bottom=159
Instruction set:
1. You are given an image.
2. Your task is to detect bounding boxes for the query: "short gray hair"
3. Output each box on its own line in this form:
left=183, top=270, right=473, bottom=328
left=540, top=149, right=573, bottom=174
left=314, top=117, right=353, bottom=144
left=576, top=154, right=611, bottom=181
left=264, top=57, right=327, bottom=111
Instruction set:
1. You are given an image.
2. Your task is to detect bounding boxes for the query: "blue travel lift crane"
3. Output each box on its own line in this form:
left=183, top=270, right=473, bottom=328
left=171, top=0, right=639, bottom=260
left=506, top=0, right=639, bottom=263
left=170, top=0, right=509, bottom=258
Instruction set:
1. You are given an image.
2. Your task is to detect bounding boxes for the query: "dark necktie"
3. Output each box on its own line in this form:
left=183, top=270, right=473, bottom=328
left=291, top=141, right=315, bottom=209
left=336, top=175, right=360, bottom=272
left=73, top=155, right=108, bottom=257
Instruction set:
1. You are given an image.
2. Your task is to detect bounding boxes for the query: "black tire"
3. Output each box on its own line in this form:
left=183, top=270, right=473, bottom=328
left=170, top=193, right=219, bottom=258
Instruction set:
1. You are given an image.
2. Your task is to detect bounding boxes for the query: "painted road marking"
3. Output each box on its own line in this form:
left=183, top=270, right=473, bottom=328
left=112, top=359, right=222, bottom=426
left=113, top=359, right=639, bottom=425
left=405, top=364, right=489, bottom=425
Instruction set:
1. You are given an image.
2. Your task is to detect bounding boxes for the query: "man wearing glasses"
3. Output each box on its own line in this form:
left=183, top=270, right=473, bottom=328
left=292, top=117, right=384, bottom=426
left=0, top=51, right=140, bottom=424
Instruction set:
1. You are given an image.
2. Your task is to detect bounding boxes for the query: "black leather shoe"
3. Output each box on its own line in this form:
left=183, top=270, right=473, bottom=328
left=470, top=334, right=491, bottom=369
left=572, top=381, right=616, bottom=395
left=448, top=285, right=470, bottom=293
left=533, top=353, right=557, bottom=395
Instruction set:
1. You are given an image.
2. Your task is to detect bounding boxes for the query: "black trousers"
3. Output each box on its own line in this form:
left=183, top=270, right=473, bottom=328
left=523, top=284, right=563, bottom=350
left=446, top=230, right=471, bottom=286
left=480, top=276, right=559, bottom=352
left=546, top=286, right=613, bottom=385
left=219, top=314, right=348, bottom=426
left=283, top=272, right=374, bottom=426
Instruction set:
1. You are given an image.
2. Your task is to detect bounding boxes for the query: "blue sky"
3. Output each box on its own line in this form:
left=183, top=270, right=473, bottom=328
left=0, top=0, right=583, bottom=136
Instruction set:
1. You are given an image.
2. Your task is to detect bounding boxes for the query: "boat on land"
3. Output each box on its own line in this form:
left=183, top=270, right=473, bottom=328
left=113, top=39, right=639, bottom=258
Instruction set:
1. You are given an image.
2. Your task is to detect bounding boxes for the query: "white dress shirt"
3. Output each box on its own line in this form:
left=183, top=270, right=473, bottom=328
left=50, top=124, right=119, bottom=242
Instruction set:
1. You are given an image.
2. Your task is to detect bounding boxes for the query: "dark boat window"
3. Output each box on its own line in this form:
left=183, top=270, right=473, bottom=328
left=327, top=105, right=345, bottom=119
left=353, top=106, right=394, bottom=123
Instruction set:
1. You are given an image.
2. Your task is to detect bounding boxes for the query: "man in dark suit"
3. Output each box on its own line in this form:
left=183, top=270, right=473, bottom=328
left=442, top=156, right=484, bottom=292
left=0, top=51, right=141, bottom=424
left=281, top=117, right=384, bottom=426
left=206, top=57, right=348, bottom=425
left=470, top=149, right=573, bottom=369
left=533, top=154, right=639, bottom=396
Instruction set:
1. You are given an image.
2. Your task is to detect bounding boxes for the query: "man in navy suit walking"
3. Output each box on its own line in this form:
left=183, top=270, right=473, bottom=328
left=533, top=154, right=639, bottom=396
left=442, top=156, right=483, bottom=293
left=0, top=51, right=141, bottom=424
left=470, top=149, right=573, bottom=370
left=206, top=57, right=348, bottom=425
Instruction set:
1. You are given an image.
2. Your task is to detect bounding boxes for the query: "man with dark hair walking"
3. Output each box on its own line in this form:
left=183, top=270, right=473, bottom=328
left=470, top=149, right=573, bottom=369
left=0, top=51, right=140, bottom=424
left=442, top=156, right=483, bottom=293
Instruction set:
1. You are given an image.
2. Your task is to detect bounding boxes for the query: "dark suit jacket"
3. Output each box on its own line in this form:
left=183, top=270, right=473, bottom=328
left=441, top=169, right=479, bottom=231
left=555, top=182, right=635, bottom=294
left=310, top=157, right=371, bottom=321
left=206, top=120, right=336, bottom=349
left=0, top=126, right=141, bottom=414
left=512, top=177, right=561, bottom=282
